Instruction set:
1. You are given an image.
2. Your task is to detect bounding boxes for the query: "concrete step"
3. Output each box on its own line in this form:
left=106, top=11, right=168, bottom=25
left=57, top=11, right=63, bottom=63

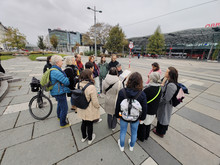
left=0, top=80, right=9, bottom=102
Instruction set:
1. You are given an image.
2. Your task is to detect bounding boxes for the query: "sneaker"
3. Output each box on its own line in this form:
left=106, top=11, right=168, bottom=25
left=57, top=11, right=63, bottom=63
left=88, top=133, right=96, bottom=145
left=60, top=123, right=70, bottom=128
left=98, top=118, right=102, bottom=123
left=81, top=136, right=88, bottom=143
left=112, top=128, right=115, bottom=131
left=118, top=139, right=124, bottom=152
left=128, top=139, right=133, bottom=151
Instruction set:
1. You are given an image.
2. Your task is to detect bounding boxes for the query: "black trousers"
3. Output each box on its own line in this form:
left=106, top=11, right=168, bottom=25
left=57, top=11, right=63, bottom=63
left=156, top=121, right=168, bottom=135
left=81, top=120, right=93, bottom=140
left=137, top=124, right=151, bottom=142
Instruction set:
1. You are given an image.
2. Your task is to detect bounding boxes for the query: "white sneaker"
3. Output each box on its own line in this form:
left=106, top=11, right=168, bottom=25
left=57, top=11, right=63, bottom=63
left=98, top=118, right=102, bottom=123
left=81, top=136, right=88, bottom=143
left=118, top=139, right=124, bottom=152
left=88, top=133, right=96, bottom=145
left=112, top=128, right=115, bottom=131
left=128, top=139, right=134, bottom=151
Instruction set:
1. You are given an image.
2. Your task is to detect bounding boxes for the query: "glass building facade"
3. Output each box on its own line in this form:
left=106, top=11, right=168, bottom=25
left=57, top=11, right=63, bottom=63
left=48, top=29, right=81, bottom=52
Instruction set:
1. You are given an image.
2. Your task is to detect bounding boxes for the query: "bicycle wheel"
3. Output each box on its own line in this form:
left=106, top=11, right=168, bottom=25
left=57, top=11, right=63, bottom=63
left=29, top=94, right=53, bottom=120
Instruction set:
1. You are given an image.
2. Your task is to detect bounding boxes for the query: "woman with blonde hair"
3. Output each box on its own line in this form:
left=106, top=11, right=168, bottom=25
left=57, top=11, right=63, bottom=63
left=64, top=56, right=78, bottom=111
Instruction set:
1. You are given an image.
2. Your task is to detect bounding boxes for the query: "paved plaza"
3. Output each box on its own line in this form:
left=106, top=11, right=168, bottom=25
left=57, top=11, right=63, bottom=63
left=0, top=55, right=220, bottom=165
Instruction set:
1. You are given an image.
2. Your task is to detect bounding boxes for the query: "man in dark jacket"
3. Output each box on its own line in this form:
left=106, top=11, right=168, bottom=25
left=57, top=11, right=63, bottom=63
left=108, top=54, right=119, bottom=70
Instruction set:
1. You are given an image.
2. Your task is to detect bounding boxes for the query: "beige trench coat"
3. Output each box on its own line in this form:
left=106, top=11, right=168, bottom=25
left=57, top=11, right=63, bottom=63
left=76, top=81, right=100, bottom=121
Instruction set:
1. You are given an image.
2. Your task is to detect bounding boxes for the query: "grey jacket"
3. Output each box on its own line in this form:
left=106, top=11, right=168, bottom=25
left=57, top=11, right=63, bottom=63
left=102, top=74, right=122, bottom=115
left=157, top=81, right=177, bottom=125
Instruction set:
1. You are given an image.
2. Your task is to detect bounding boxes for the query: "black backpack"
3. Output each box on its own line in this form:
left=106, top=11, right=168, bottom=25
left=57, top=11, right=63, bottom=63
left=71, top=82, right=92, bottom=109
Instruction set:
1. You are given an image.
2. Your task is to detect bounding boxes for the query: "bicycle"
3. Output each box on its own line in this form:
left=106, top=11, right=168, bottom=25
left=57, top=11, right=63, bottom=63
left=29, top=77, right=53, bottom=120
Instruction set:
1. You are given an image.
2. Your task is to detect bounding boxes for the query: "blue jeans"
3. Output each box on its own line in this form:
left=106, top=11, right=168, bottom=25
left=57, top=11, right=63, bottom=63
left=54, top=94, right=68, bottom=126
left=120, top=119, right=139, bottom=147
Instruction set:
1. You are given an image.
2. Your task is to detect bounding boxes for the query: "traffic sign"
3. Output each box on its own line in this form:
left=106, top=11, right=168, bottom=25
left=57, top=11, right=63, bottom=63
left=129, top=42, right=134, bottom=49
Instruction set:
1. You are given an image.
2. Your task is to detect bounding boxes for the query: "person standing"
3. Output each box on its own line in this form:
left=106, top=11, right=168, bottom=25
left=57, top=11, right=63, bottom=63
left=108, top=54, right=119, bottom=70
left=153, top=67, right=178, bottom=137
left=50, top=55, right=70, bottom=128
left=116, top=63, right=123, bottom=76
left=137, top=72, right=162, bottom=141
left=43, top=56, right=52, bottom=73
left=102, top=67, right=121, bottom=131
left=75, top=54, right=84, bottom=75
left=64, top=56, right=78, bottom=111
left=115, top=72, right=147, bottom=152
left=76, top=69, right=100, bottom=145
left=146, top=62, right=162, bottom=84
left=98, top=55, right=108, bottom=93
left=89, top=55, right=100, bottom=95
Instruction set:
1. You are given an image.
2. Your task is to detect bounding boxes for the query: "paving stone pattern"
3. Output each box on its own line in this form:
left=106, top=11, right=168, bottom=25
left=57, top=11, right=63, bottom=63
left=0, top=56, right=220, bottom=164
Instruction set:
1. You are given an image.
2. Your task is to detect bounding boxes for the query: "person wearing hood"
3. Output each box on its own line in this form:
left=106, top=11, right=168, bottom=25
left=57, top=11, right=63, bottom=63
left=102, top=67, right=122, bottom=130
left=115, top=72, right=147, bottom=152
left=43, top=56, right=52, bottom=73
left=137, top=72, right=162, bottom=141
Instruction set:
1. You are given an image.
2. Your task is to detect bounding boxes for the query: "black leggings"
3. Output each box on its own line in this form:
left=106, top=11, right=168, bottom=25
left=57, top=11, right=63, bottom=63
left=156, top=121, right=168, bottom=135
left=81, top=120, right=93, bottom=140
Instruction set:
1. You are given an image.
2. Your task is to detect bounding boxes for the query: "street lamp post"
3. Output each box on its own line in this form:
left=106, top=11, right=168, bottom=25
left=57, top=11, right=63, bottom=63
left=87, top=6, right=102, bottom=59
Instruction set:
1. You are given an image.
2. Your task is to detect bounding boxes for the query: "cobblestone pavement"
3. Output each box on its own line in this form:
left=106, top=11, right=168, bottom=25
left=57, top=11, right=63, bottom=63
left=0, top=55, right=220, bottom=165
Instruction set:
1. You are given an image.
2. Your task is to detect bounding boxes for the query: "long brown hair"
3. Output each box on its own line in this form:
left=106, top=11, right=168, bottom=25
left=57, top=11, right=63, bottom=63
left=168, top=67, right=178, bottom=83
left=79, top=69, right=94, bottom=83
left=126, top=72, right=143, bottom=91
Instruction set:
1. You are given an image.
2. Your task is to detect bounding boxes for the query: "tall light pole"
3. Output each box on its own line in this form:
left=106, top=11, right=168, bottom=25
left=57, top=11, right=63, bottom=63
left=87, top=6, right=102, bottom=59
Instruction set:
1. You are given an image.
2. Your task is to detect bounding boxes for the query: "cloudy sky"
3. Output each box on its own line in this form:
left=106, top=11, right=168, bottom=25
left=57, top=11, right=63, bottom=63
left=0, top=0, right=219, bottom=45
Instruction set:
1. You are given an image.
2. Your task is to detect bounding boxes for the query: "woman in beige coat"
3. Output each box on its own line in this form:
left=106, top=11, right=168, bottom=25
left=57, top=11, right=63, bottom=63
left=77, top=69, right=100, bottom=145
left=102, top=67, right=122, bottom=130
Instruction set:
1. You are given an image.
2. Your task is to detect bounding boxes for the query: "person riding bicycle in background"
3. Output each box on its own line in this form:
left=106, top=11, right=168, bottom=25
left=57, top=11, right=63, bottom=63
left=50, top=55, right=70, bottom=128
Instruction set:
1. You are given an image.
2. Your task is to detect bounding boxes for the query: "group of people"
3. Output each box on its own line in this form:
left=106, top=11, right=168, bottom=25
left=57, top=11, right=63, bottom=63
left=43, top=54, right=179, bottom=151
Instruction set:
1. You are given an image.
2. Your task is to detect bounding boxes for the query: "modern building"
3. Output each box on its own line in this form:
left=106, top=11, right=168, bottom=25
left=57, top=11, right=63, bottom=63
left=0, top=22, right=8, bottom=51
left=48, top=28, right=81, bottom=52
left=129, top=25, right=220, bottom=60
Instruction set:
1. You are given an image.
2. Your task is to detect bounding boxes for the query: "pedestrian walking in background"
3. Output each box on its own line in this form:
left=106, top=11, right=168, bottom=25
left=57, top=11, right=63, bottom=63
left=137, top=72, right=162, bottom=141
left=76, top=69, right=100, bottom=145
left=64, top=56, right=78, bottom=111
left=108, top=54, right=119, bottom=70
left=115, top=72, right=147, bottom=151
left=146, top=62, right=162, bottom=84
left=102, top=67, right=122, bottom=131
left=98, top=55, right=108, bottom=93
left=153, top=67, right=178, bottom=137
left=43, top=56, right=52, bottom=73
left=89, top=55, right=100, bottom=95
left=50, top=55, right=70, bottom=128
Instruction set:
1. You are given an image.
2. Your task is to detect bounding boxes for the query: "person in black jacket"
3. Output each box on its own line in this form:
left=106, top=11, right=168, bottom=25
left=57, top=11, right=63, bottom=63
left=43, top=56, right=52, bottom=73
left=137, top=72, right=162, bottom=141
left=64, top=56, right=78, bottom=111
left=115, top=72, right=147, bottom=152
left=108, top=54, right=119, bottom=70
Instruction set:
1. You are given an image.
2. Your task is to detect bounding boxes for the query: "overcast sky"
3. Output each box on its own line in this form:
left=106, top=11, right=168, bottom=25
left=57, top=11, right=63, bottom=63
left=0, top=0, right=219, bottom=45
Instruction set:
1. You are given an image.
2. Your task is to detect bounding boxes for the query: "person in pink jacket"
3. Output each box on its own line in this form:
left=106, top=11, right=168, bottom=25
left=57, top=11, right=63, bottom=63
left=146, top=62, right=162, bottom=84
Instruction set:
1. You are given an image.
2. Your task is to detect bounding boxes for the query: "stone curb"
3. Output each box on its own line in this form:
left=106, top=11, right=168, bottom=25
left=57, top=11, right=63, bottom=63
left=0, top=80, right=9, bottom=102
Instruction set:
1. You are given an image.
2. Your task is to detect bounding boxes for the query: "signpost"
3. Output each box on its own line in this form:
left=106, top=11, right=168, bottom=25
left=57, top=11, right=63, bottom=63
left=129, top=42, right=133, bottom=69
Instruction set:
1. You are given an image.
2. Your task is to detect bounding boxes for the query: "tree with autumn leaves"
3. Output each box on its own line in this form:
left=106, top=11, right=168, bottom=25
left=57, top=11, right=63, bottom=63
left=1, top=27, right=26, bottom=49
